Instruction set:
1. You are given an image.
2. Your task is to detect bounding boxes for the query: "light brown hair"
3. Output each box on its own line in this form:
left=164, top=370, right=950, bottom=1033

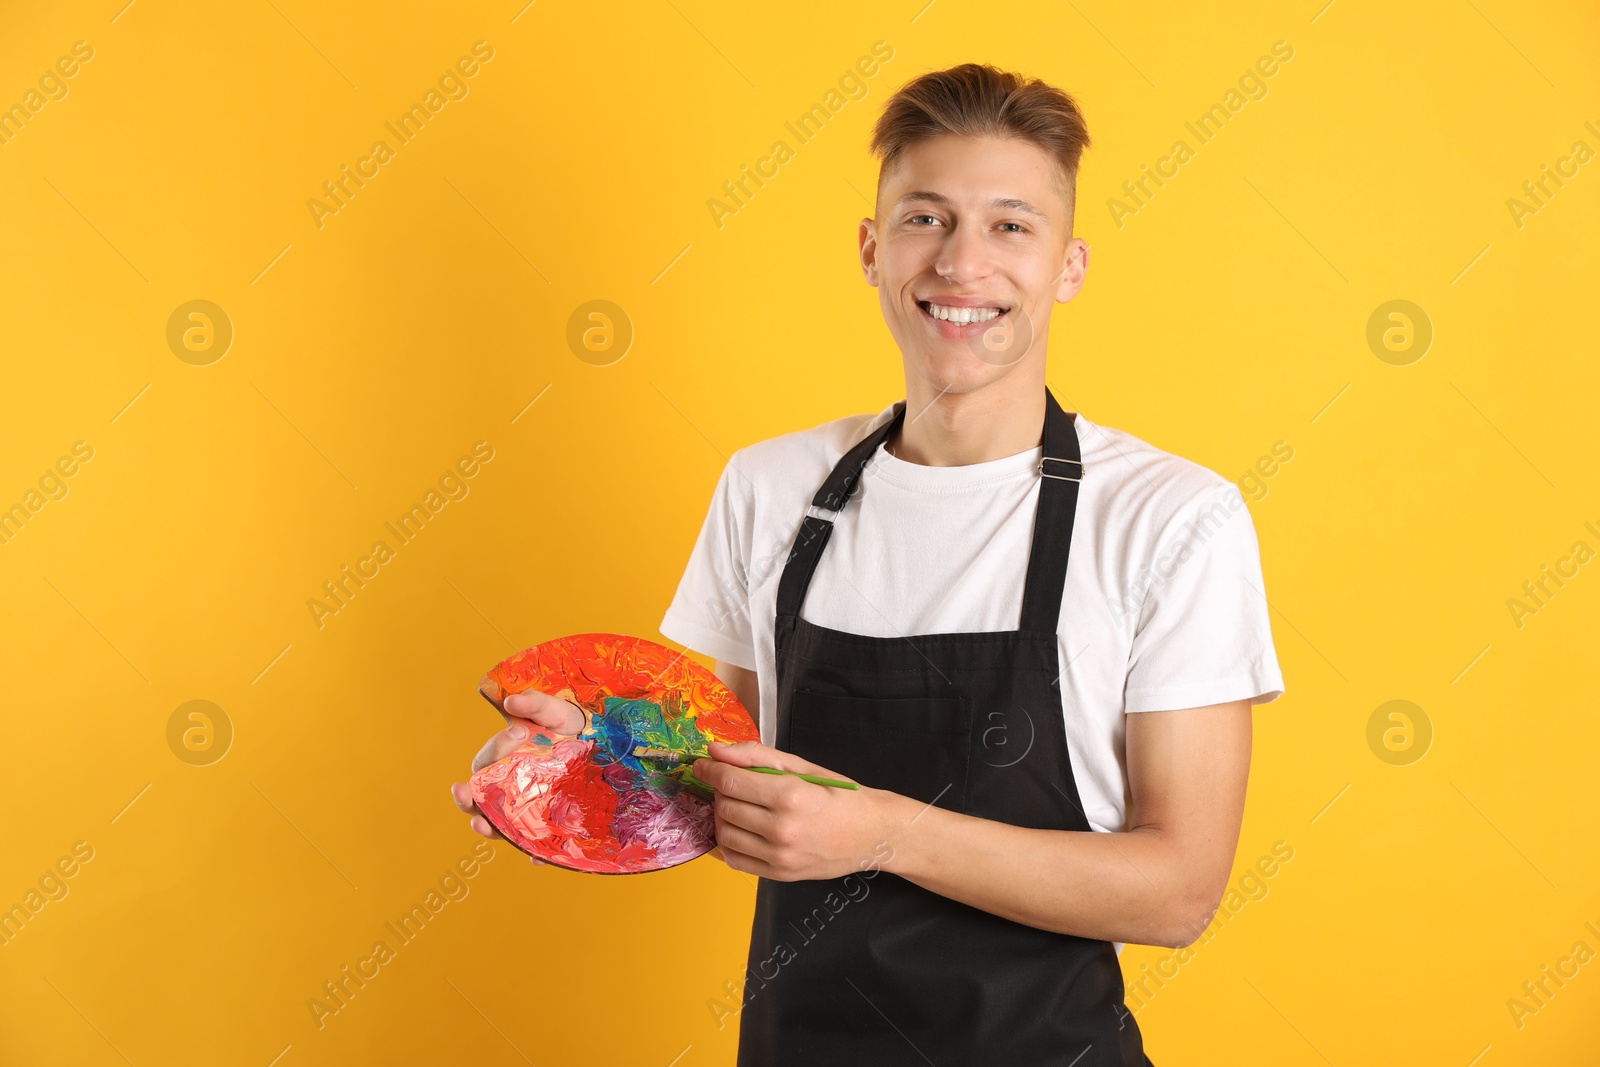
left=869, top=62, right=1091, bottom=213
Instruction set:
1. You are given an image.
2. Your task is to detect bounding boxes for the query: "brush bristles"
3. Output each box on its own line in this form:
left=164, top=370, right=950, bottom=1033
left=633, top=746, right=707, bottom=762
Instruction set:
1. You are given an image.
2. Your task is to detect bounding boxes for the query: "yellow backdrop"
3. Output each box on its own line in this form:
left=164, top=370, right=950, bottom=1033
left=3, top=1, right=1597, bottom=1063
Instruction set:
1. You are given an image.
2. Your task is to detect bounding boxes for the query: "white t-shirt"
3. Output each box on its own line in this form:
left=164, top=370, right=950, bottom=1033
left=659, top=401, right=1285, bottom=840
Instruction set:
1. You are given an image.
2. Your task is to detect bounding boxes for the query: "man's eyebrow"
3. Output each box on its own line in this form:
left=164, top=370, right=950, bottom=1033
left=892, top=191, right=1047, bottom=218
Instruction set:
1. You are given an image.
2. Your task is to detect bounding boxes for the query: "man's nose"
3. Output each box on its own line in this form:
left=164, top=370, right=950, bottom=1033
left=933, top=224, right=996, bottom=283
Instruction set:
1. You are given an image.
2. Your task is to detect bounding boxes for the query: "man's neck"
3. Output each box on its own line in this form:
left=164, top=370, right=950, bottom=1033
left=889, top=374, right=1048, bottom=467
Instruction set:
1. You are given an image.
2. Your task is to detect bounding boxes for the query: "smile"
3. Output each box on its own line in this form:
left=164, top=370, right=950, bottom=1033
left=918, top=300, right=1007, bottom=324
left=917, top=300, right=1011, bottom=338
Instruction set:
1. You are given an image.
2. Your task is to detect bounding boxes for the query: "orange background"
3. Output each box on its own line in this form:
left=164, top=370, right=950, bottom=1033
left=2, top=1, right=1597, bottom=1063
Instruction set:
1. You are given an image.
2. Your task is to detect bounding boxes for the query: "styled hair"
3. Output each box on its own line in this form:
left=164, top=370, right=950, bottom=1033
left=868, top=62, right=1091, bottom=210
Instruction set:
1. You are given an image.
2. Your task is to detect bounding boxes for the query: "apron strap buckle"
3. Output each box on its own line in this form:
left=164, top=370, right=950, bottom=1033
left=1039, top=455, right=1083, bottom=481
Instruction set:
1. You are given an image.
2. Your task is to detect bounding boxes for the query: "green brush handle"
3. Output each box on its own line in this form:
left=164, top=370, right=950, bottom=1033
left=663, top=752, right=859, bottom=791
left=742, top=765, right=859, bottom=789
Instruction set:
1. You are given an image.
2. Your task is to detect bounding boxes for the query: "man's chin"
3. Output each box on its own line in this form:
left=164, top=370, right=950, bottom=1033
left=901, top=351, right=1018, bottom=396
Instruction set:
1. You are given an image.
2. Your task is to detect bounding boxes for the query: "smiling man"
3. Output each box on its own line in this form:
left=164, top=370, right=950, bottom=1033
left=452, top=62, right=1284, bottom=1066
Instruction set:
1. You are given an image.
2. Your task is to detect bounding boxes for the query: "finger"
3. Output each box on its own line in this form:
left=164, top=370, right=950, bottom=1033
left=503, top=691, right=586, bottom=735
left=694, top=757, right=804, bottom=806
left=712, top=793, right=778, bottom=837
left=715, top=842, right=772, bottom=877
left=468, top=813, right=506, bottom=841
left=450, top=780, right=508, bottom=842
left=471, top=722, right=533, bottom=774
left=714, top=818, right=771, bottom=861
left=705, top=739, right=850, bottom=781
left=449, top=782, right=480, bottom=815
left=454, top=785, right=546, bottom=862
left=449, top=783, right=506, bottom=832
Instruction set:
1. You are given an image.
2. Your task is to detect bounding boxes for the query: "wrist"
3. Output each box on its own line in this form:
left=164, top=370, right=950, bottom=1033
left=868, top=788, right=940, bottom=881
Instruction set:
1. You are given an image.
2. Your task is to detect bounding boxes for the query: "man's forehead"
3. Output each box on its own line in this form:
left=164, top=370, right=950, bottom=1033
left=878, top=137, right=1072, bottom=213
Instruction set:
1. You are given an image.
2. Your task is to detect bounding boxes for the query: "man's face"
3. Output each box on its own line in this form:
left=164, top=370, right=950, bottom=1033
left=860, top=133, right=1089, bottom=395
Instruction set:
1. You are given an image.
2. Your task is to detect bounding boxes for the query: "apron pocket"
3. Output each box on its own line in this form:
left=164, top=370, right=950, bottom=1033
left=787, top=689, right=973, bottom=814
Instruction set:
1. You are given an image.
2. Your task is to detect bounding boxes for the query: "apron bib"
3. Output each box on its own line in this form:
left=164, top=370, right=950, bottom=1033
left=735, top=388, right=1152, bottom=1066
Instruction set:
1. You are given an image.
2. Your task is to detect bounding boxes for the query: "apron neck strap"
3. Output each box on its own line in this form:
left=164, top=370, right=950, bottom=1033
left=775, top=389, right=1083, bottom=634
left=1019, top=388, right=1083, bottom=633
left=773, top=403, right=906, bottom=623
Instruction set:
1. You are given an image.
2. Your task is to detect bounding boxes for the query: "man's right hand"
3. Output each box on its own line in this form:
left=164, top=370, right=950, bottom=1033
left=448, top=691, right=587, bottom=863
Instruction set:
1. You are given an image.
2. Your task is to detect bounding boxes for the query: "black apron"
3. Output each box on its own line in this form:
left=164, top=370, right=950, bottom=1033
left=735, top=388, right=1152, bottom=1066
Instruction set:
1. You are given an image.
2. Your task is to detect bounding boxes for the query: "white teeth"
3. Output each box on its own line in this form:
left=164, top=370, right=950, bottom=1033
left=925, top=303, right=1002, bottom=324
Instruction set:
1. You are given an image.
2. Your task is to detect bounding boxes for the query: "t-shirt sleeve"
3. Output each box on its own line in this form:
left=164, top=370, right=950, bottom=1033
left=658, top=452, right=759, bottom=672
left=1123, top=480, right=1285, bottom=712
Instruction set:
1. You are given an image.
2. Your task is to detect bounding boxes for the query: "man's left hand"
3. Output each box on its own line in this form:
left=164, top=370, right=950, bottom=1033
left=693, top=740, right=901, bottom=881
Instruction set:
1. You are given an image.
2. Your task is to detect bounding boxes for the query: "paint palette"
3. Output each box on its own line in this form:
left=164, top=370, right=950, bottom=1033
left=469, top=633, right=758, bottom=874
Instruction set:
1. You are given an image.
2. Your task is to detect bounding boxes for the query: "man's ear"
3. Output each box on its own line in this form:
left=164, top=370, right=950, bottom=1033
left=1054, top=237, right=1090, bottom=303
left=859, top=217, right=880, bottom=287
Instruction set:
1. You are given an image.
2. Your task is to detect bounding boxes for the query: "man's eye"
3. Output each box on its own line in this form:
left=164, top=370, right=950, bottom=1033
left=906, top=214, right=938, bottom=226
left=998, top=222, right=1026, bottom=233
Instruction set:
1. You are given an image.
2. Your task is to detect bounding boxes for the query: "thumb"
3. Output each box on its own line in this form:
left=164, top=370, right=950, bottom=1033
left=503, top=690, right=586, bottom=736
left=471, top=720, right=536, bottom=774
left=705, top=740, right=849, bottom=781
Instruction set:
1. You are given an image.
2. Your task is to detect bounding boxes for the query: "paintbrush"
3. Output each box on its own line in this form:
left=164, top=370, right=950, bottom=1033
left=632, top=746, right=859, bottom=790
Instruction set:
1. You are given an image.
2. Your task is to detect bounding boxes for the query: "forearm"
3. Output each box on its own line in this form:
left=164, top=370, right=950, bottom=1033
left=875, top=790, right=1207, bottom=948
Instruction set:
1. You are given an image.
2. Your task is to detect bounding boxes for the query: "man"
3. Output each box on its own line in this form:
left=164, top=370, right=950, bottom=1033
left=452, top=62, right=1283, bottom=1065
